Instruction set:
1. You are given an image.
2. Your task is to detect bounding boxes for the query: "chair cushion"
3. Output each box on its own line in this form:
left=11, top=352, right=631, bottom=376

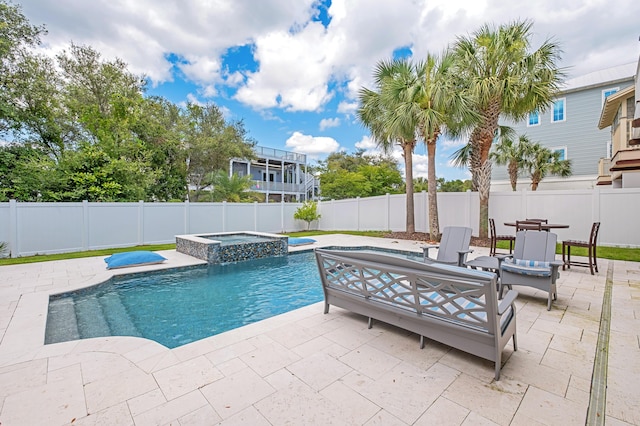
left=501, top=258, right=552, bottom=277
left=104, top=251, right=167, bottom=269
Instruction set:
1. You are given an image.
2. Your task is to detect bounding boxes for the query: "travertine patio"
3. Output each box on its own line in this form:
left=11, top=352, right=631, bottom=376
left=0, top=234, right=638, bottom=425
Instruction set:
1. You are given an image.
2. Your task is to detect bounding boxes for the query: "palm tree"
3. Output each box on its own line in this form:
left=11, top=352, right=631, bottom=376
left=524, top=143, right=572, bottom=190
left=358, top=54, right=475, bottom=239
left=491, top=133, right=533, bottom=191
left=207, top=171, right=253, bottom=202
left=358, top=59, right=419, bottom=233
left=452, top=19, right=564, bottom=238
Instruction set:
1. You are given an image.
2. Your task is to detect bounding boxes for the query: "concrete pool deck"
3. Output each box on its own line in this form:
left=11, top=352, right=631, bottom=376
left=0, top=234, right=638, bottom=425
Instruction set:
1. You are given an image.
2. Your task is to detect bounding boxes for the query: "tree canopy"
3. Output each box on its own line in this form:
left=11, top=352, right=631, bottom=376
left=0, top=1, right=255, bottom=202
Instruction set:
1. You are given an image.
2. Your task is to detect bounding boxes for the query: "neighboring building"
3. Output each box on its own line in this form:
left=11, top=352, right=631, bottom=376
left=230, top=145, right=319, bottom=202
left=597, top=58, right=640, bottom=188
left=492, top=62, right=636, bottom=191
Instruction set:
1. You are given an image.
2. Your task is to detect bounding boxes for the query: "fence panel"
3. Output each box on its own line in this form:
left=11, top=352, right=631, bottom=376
left=16, top=202, right=85, bottom=255
left=189, top=203, right=224, bottom=234
left=1, top=188, right=639, bottom=257
left=88, top=203, right=139, bottom=250
left=143, top=202, right=186, bottom=244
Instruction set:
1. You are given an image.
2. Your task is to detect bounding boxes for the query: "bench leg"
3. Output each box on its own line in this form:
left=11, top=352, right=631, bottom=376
left=420, top=335, right=425, bottom=349
left=324, top=303, right=330, bottom=314
left=368, top=317, right=373, bottom=329
left=512, top=333, right=518, bottom=352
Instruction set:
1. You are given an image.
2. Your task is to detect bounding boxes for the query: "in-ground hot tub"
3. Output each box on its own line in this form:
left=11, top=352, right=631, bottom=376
left=176, top=232, right=288, bottom=264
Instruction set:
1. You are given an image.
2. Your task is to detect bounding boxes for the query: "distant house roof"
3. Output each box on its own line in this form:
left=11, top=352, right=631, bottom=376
left=561, top=62, right=635, bottom=93
left=598, top=85, right=634, bottom=129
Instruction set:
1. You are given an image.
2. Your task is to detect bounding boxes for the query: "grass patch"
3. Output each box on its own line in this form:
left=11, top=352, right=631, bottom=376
left=494, top=241, right=640, bottom=262
left=0, top=244, right=176, bottom=266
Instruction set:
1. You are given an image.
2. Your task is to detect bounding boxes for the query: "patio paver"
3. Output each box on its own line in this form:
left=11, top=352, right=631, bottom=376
left=0, top=234, right=638, bottom=425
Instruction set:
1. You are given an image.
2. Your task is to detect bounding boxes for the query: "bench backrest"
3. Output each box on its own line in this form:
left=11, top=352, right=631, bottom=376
left=315, top=248, right=499, bottom=333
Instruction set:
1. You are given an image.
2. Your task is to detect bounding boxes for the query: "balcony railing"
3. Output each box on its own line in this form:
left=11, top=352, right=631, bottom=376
left=254, top=146, right=306, bottom=163
left=598, top=157, right=612, bottom=177
left=250, top=180, right=305, bottom=193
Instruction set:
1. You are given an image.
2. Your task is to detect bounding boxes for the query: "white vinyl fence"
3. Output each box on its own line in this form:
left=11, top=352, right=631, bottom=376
left=1, top=187, right=638, bottom=257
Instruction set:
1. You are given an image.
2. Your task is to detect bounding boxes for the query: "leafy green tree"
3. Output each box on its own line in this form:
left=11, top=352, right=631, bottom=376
left=39, top=144, right=152, bottom=201
left=184, top=103, right=255, bottom=201
left=490, top=132, right=533, bottom=191
left=0, top=142, right=48, bottom=201
left=524, top=143, right=572, bottom=190
left=438, top=178, right=473, bottom=192
left=294, top=200, right=321, bottom=230
left=0, top=0, right=47, bottom=135
left=319, top=169, right=371, bottom=200
left=317, top=151, right=402, bottom=200
left=452, top=20, right=564, bottom=237
left=135, top=96, right=188, bottom=201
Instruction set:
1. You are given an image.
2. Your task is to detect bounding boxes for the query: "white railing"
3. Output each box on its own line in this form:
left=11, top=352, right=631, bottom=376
left=1, top=187, right=638, bottom=257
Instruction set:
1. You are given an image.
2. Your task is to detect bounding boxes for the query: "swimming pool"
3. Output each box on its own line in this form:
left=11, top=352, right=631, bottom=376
left=45, top=247, right=422, bottom=348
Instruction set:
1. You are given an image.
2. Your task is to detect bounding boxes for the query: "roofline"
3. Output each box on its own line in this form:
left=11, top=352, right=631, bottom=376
left=598, top=85, right=635, bottom=129
left=561, top=75, right=634, bottom=96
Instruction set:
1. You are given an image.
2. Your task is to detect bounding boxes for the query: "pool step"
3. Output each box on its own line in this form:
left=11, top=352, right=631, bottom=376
left=74, top=296, right=111, bottom=339
left=45, top=297, right=80, bottom=344
left=98, top=292, right=141, bottom=338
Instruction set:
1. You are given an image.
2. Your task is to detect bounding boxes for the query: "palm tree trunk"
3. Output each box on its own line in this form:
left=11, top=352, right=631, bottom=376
left=477, top=160, right=492, bottom=239
left=403, top=143, right=416, bottom=233
left=427, top=140, right=440, bottom=240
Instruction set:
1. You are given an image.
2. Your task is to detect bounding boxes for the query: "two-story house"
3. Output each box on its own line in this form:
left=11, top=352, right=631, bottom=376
left=597, top=58, right=640, bottom=188
left=230, top=146, right=319, bottom=202
left=492, top=62, right=636, bottom=191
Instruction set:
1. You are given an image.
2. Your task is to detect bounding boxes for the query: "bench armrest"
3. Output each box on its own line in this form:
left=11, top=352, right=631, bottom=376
left=498, top=289, right=518, bottom=315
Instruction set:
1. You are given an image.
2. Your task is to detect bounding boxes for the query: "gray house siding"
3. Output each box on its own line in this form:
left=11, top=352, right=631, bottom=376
left=494, top=80, right=634, bottom=185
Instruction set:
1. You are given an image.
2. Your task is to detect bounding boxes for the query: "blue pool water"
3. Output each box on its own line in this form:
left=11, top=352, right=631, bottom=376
left=46, top=251, right=324, bottom=348
left=45, top=247, right=422, bottom=349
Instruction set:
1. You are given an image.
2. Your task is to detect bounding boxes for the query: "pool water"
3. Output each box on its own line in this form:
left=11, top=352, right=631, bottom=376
left=45, top=250, right=323, bottom=348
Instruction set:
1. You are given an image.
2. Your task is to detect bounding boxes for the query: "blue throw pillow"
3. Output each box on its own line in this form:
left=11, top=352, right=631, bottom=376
left=288, top=237, right=317, bottom=246
left=104, top=251, right=167, bottom=269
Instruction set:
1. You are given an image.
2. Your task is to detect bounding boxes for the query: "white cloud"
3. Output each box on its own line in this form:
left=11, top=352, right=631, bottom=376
left=319, top=117, right=340, bottom=130
left=285, top=131, right=340, bottom=159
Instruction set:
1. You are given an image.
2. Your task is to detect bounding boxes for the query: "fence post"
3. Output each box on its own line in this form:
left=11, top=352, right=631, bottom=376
left=82, top=200, right=89, bottom=251
left=466, top=190, right=472, bottom=231
left=137, top=200, right=144, bottom=245
left=222, top=201, right=227, bottom=232
left=356, top=197, right=360, bottom=231
left=386, top=193, right=391, bottom=231
left=254, top=201, right=258, bottom=232
left=184, top=200, right=190, bottom=234
left=281, top=200, right=285, bottom=233
left=8, top=199, right=17, bottom=258
left=592, top=186, right=601, bottom=225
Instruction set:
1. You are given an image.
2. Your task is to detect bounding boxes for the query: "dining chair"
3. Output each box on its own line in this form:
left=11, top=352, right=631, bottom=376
left=490, top=218, right=515, bottom=256
left=562, top=222, right=601, bottom=275
left=515, top=220, right=542, bottom=231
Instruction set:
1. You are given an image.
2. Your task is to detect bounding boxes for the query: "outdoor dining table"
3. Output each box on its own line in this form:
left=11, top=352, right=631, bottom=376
left=504, top=222, right=570, bottom=231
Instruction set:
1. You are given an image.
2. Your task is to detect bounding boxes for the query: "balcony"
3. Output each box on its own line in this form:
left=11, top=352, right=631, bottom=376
left=596, top=158, right=612, bottom=186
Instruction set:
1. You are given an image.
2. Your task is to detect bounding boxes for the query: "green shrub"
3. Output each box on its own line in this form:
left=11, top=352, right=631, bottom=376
left=294, top=201, right=321, bottom=230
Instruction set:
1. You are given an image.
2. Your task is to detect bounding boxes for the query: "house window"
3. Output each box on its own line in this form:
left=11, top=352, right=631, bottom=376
left=527, top=111, right=540, bottom=127
left=551, top=146, right=567, bottom=161
left=551, top=99, right=566, bottom=122
left=602, top=87, right=619, bottom=105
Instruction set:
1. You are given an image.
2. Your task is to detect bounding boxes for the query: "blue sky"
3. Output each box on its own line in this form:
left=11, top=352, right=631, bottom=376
left=21, top=0, right=638, bottom=180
